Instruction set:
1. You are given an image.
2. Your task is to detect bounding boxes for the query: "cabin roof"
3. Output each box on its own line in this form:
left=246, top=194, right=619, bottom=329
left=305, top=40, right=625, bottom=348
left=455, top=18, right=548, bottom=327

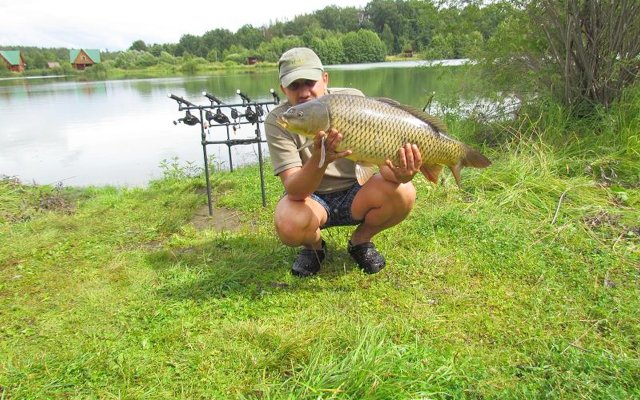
left=70, top=49, right=101, bottom=63
left=0, top=50, right=22, bottom=65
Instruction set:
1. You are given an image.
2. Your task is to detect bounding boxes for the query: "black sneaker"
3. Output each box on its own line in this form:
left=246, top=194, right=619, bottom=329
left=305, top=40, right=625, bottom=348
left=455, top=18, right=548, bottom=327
left=291, top=240, right=327, bottom=277
left=348, top=241, right=386, bottom=274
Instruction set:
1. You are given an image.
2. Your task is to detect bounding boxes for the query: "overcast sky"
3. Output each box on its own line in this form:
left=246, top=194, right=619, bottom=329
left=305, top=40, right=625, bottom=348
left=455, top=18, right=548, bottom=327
left=0, top=0, right=371, bottom=51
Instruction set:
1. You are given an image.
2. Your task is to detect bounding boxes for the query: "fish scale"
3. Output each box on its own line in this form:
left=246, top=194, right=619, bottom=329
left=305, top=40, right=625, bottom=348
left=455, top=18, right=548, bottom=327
left=277, top=93, right=491, bottom=187
left=328, top=95, right=459, bottom=165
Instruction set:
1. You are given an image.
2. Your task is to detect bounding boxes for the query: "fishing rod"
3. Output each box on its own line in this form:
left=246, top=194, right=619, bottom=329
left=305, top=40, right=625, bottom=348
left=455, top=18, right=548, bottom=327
left=167, top=89, right=280, bottom=212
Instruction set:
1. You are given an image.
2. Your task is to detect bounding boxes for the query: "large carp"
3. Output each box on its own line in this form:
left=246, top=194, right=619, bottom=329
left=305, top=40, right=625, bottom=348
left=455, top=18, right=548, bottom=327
left=276, top=94, right=491, bottom=186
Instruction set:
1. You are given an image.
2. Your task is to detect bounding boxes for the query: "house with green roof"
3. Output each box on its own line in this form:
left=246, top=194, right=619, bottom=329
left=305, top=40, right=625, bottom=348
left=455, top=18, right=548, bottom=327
left=70, top=49, right=101, bottom=70
left=0, top=50, right=25, bottom=72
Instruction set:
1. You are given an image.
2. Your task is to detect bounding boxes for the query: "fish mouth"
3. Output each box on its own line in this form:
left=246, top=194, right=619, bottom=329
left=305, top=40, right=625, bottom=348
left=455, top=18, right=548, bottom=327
left=276, top=116, right=288, bottom=129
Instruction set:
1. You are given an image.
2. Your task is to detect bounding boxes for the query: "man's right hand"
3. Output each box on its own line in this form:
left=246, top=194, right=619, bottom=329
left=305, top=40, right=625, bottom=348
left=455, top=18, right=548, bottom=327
left=313, top=128, right=352, bottom=168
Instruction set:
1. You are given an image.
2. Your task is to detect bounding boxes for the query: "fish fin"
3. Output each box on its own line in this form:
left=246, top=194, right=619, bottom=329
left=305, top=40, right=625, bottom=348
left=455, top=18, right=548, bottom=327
left=374, top=97, right=401, bottom=106
left=355, top=163, right=377, bottom=185
left=462, top=144, right=491, bottom=168
left=420, top=164, right=443, bottom=185
left=449, top=163, right=463, bottom=188
left=374, top=97, right=448, bottom=133
left=318, top=135, right=326, bottom=168
left=297, top=140, right=314, bottom=152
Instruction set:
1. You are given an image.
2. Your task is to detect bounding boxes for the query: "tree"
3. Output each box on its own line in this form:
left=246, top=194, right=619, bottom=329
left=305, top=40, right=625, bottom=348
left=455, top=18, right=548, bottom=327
left=28, top=52, right=47, bottom=69
left=148, top=44, right=163, bottom=57
left=202, top=29, right=235, bottom=56
left=176, top=34, right=202, bottom=57
left=207, top=49, right=219, bottom=62
left=284, top=14, right=321, bottom=36
left=235, top=25, right=263, bottom=50
left=129, top=40, right=148, bottom=52
left=425, top=33, right=455, bottom=59
left=314, top=6, right=363, bottom=33
left=381, top=24, right=395, bottom=55
left=365, top=0, right=402, bottom=34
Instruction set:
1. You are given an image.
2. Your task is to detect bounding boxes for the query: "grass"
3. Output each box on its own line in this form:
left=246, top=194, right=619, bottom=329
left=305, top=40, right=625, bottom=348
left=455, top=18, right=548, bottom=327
left=1, top=94, right=639, bottom=398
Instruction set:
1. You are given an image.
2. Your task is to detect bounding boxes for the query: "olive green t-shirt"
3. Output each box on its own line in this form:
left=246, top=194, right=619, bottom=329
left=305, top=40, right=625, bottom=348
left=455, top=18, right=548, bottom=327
left=264, top=87, right=364, bottom=194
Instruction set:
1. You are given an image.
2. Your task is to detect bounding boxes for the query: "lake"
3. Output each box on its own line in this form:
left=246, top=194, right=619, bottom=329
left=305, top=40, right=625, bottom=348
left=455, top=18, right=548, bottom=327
left=0, top=60, right=481, bottom=187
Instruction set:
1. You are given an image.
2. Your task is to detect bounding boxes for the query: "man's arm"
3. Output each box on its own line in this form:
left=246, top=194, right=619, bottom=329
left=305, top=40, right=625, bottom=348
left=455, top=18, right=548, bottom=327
left=279, top=129, right=352, bottom=200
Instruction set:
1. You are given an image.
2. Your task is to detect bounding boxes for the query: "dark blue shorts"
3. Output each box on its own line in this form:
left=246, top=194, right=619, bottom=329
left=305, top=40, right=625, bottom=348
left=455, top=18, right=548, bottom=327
left=311, top=183, right=364, bottom=229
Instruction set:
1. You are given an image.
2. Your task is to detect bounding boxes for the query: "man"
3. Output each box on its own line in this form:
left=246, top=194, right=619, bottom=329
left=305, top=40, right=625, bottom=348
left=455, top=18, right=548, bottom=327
left=264, top=47, right=422, bottom=277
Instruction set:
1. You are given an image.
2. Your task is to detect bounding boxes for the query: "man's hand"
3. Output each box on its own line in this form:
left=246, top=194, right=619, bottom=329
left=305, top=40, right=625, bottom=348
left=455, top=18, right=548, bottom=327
left=384, top=143, right=422, bottom=184
left=313, top=128, right=352, bottom=168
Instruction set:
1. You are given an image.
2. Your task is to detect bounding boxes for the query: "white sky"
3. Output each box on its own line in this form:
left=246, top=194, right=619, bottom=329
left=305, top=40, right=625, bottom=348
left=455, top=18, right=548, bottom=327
left=0, top=0, right=371, bottom=51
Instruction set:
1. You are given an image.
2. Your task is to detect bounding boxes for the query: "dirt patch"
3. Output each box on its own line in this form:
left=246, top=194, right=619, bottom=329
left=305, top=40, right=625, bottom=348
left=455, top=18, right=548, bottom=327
left=583, top=210, right=620, bottom=229
left=39, top=189, right=76, bottom=215
left=190, top=204, right=252, bottom=232
left=1, top=177, right=77, bottom=223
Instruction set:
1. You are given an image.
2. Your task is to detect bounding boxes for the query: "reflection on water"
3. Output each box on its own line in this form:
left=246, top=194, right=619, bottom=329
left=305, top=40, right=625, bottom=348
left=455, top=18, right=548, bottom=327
left=325, top=59, right=471, bottom=70
left=0, top=62, right=487, bottom=187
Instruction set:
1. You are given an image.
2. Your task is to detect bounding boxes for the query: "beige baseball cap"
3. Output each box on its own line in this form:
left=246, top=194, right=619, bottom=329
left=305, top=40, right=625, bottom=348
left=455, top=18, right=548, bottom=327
left=278, top=47, right=324, bottom=88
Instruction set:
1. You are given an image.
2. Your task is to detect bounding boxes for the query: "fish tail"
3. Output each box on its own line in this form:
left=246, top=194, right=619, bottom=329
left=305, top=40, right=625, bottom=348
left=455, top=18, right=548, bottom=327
left=420, top=164, right=443, bottom=185
left=448, top=146, right=491, bottom=188
left=462, top=144, right=491, bottom=169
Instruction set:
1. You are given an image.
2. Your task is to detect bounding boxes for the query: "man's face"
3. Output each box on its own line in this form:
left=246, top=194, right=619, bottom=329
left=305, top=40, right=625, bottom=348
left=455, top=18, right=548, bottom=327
left=280, top=72, right=329, bottom=106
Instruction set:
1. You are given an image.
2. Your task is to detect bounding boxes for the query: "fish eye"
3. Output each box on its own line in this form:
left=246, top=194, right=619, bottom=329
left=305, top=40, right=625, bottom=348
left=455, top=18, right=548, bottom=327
left=297, top=111, right=304, bottom=117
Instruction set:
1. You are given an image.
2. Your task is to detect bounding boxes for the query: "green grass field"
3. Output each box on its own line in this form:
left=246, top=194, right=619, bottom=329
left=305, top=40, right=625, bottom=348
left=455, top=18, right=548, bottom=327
left=1, top=95, right=639, bottom=398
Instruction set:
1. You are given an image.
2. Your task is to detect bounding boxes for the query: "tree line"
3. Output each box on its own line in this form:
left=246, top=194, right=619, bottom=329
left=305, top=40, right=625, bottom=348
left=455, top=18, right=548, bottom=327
left=2, top=1, right=515, bottom=70
left=136, top=1, right=513, bottom=64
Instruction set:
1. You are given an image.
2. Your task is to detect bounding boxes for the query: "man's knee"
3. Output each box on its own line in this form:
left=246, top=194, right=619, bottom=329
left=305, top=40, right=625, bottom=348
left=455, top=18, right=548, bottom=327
left=360, top=177, right=416, bottom=209
left=397, top=182, right=417, bottom=210
left=275, top=216, right=309, bottom=245
left=274, top=198, right=321, bottom=245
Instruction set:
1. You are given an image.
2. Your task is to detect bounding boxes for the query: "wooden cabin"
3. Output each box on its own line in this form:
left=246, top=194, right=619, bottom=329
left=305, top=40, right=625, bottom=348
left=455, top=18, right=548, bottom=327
left=0, top=50, right=26, bottom=72
left=70, top=49, right=101, bottom=70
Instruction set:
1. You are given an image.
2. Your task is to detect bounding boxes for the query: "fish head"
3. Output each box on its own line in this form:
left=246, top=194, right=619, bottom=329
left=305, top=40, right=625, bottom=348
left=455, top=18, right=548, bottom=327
left=276, top=100, right=330, bottom=138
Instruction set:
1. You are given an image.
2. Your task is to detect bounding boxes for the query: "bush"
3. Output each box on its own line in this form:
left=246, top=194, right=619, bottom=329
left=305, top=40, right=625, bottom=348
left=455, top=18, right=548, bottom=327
left=341, top=29, right=386, bottom=63
left=159, top=51, right=176, bottom=65
left=310, top=35, right=345, bottom=65
left=85, top=62, right=108, bottom=79
left=479, top=0, right=640, bottom=115
left=224, top=53, right=247, bottom=64
left=135, top=52, right=158, bottom=68
left=180, top=59, right=199, bottom=74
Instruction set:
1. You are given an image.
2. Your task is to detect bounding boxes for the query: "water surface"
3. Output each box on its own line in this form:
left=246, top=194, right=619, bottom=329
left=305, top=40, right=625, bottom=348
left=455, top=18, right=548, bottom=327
left=0, top=62, right=479, bottom=187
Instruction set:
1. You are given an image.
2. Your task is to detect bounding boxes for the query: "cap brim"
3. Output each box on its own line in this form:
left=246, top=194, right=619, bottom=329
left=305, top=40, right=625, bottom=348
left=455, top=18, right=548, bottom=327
left=281, top=68, right=323, bottom=88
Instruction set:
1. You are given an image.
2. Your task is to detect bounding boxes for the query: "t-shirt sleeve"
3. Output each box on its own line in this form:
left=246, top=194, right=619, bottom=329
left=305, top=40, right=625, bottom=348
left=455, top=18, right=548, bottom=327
left=264, top=111, right=303, bottom=176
